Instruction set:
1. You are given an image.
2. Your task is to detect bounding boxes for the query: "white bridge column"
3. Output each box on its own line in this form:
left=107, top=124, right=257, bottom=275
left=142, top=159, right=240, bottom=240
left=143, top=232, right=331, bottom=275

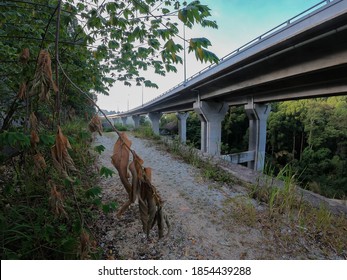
left=176, top=112, right=189, bottom=143
left=193, top=101, right=229, bottom=155
left=245, top=102, right=271, bottom=171
left=148, top=112, right=162, bottom=135
left=121, top=116, right=127, bottom=127
left=132, top=115, right=140, bottom=129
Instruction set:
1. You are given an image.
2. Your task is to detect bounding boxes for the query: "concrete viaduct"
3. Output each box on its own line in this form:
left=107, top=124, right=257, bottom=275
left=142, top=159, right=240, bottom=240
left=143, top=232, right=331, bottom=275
left=107, top=0, right=347, bottom=172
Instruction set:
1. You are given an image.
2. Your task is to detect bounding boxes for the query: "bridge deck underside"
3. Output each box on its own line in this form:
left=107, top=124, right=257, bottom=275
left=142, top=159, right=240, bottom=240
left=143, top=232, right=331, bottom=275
left=148, top=25, right=347, bottom=113
left=119, top=7, right=347, bottom=116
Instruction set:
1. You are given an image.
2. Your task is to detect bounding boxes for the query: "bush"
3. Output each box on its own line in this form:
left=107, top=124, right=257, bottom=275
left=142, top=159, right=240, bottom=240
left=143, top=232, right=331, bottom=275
left=0, top=120, right=102, bottom=259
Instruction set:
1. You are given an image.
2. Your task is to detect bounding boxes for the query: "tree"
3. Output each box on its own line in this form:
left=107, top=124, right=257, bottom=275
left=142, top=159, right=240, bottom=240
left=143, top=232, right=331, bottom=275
left=221, top=106, right=248, bottom=154
left=267, top=97, right=347, bottom=198
left=1, top=0, right=219, bottom=131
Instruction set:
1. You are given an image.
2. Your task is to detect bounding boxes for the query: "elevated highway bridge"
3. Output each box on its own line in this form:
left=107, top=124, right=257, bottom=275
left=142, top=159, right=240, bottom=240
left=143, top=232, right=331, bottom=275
left=106, top=0, right=347, bottom=171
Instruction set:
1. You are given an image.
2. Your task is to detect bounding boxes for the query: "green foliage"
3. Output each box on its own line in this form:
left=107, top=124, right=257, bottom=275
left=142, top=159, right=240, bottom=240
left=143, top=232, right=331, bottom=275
left=99, top=166, right=115, bottom=178
left=1, top=0, right=219, bottom=134
left=221, top=106, right=248, bottom=154
left=94, top=145, right=106, bottom=154
left=0, top=131, right=30, bottom=149
left=114, top=123, right=128, bottom=131
left=133, top=125, right=161, bottom=140
left=186, top=112, right=201, bottom=148
left=267, top=97, right=347, bottom=198
left=101, top=202, right=118, bottom=214
left=0, top=121, right=101, bottom=259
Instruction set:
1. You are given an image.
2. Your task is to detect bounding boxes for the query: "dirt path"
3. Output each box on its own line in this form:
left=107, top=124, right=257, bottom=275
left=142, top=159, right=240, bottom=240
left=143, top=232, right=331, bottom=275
left=93, top=132, right=276, bottom=260
left=93, top=132, right=344, bottom=260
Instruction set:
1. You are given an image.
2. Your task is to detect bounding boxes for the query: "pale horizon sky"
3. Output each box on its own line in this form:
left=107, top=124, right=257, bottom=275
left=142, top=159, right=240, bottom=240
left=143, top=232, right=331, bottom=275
left=97, top=0, right=322, bottom=112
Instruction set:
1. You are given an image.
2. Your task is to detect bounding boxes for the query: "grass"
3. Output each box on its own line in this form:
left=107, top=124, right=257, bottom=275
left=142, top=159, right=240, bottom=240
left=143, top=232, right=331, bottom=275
left=133, top=126, right=161, bottom=140
left=223, top=196, right=258, bottom=227
left=249, top=164, right=347, bottom=257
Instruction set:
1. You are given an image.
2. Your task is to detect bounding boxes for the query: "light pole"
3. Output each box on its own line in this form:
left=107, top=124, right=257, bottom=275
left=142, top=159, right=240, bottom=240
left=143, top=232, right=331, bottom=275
left=183, top=23, right=187, bottom=83
left=142, top=83, right=144, bottom=106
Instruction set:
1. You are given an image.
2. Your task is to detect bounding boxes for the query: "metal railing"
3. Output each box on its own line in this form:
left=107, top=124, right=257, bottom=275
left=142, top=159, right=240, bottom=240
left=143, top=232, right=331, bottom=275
left=123, top=0, right=335, bottom=114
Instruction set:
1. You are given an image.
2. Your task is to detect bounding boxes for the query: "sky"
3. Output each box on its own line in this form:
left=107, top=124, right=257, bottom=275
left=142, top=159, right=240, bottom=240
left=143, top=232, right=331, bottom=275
left=96, top=0, right=322, bottom=112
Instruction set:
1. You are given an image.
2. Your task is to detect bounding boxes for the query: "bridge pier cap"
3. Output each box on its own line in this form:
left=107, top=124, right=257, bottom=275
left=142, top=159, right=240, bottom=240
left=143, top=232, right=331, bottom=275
left=193, top=101, right=229, bottom=155
left=245, top=102, right=271, bottom=172
left=148, top=112, right=162, bottom=135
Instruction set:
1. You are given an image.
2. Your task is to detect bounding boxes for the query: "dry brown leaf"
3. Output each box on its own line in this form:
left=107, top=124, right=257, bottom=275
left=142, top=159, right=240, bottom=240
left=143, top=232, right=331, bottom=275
left=137, top=167, right=169, bottom=238
left=19, top=48, right=29, bottom=64
left=49, top=181, right=67, bottom=218
left=32, top=50, right=58, bottom=101
left=88, top=115, right=103, bottom=136
left=17, top=82, right=27, bottom=100
left=29, top=112, right=38, bottom=132
left=111, top=133, right=170, bottom=238
left=138, top=181, right=155, bottom=237
left=51, top=126, right=77, bottom=181
left=111, top=132, right=132, bottom=194
left=115, top=150, right=144, bottom=218
left=33, top=153, right=46, bottom=170
left=30, top=130, right=40, bottom=148
left=80, top=230, right=91, bottom=259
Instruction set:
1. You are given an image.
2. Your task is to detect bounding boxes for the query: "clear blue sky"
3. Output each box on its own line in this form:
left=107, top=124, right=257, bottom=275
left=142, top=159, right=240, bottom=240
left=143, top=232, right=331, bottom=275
left=98, top=0, right=323, bottom=112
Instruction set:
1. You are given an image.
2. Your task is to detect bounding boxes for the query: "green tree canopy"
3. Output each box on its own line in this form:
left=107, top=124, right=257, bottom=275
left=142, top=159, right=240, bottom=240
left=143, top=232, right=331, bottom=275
left=1, top=0, right=219, bottom=130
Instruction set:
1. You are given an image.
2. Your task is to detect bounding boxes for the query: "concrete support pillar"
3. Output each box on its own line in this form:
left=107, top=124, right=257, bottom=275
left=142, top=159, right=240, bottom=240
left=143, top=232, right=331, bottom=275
left=175, top=112, right=189, bottom=143
left=148, top=112, right=162, bottom=135
left=245, top=102, right=271, bottom=172
left=132, top=115, right=140, bottom=129
left=121, top=116, right=127, bottom=127
left=193, top=101, right=229, bottom=155
left=195, top=113, right=207, bottom=152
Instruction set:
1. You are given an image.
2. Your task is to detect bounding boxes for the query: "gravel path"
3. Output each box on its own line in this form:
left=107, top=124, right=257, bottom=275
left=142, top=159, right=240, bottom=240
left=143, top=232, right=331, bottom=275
left=93, top=132, right=273, bottom=260
left=93, top=132, right=345, bottom=260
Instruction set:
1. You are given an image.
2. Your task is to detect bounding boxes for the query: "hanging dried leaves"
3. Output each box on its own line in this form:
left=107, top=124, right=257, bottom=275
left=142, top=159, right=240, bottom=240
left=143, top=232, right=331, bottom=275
left=137, top=166, right=170, bottom=238
left=111, top=132, right=132, bottom=195
left=19, top=48, right=30, bottom=64
left=48, top=181, right=67, bottom=218
left=30, top=130, right=40, bottom=148
left=111, top=133, right=170, bottom=238
left=31, top=50, right=58, bottom=101
left=33, top=153, right=47, bottom=171
left=80, top=229, right=93, bottom=259
left=51, top=126, right=78, bottom=181
left=88, top=115, right=103, bottom=136
left=17, top=82, right=27, bottom=100
left=29, top=112, right=39, bottom=149
left=29, top=112, right=38, bottom=131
